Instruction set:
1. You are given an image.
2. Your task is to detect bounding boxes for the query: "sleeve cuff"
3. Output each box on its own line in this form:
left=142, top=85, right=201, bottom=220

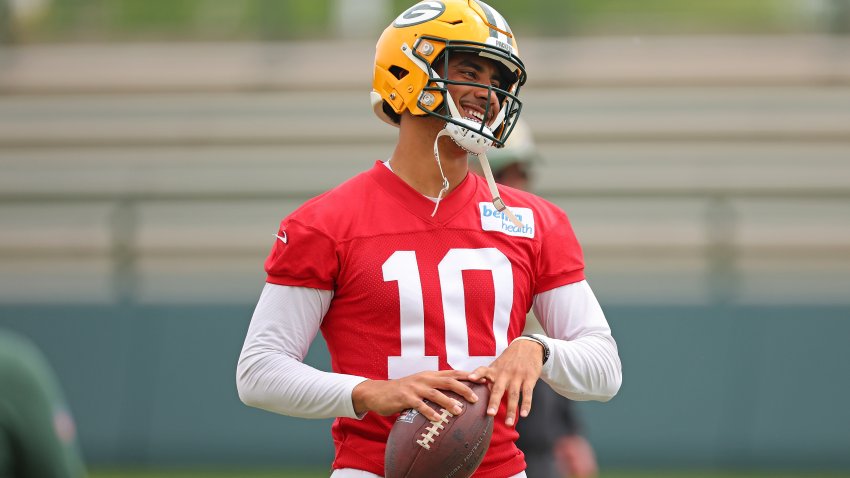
left=347, top=376, right=370, bottom=420
left=531, top=334, right=556, bottom=378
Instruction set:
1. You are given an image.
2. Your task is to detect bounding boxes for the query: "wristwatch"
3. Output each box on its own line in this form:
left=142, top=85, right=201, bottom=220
left=513, top=334, right=550, bottom=365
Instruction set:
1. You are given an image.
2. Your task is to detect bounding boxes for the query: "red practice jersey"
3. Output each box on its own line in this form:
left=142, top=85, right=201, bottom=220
left=265, top=161, right=585, bottom=477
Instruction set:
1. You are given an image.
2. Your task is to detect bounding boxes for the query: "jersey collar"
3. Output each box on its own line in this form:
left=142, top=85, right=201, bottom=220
left=368, top=160, right=479, bottom=225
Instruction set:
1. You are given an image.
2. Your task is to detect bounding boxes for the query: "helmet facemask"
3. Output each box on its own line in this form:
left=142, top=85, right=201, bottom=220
left=409, top=36, right=525, bottom=154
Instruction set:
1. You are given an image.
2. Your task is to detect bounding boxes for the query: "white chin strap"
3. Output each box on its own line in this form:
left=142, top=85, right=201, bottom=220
left=429, top=119, right=523, bottom=228
left=445, top=90, right=522, bottom=228
left=430, top=129, right=452, bottom=218
left=427, top=88, right=522, bottom=227
left=442, top=90, right=507, bottom=155
left=474, top=149, right=524, bottom=228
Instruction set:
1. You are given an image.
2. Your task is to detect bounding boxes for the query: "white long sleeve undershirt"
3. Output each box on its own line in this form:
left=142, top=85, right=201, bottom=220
left=236, top=280, right=622, bottom=419
left=236, top=284, right=367, bottom=419
left=532, top=280, right=622, bottom=402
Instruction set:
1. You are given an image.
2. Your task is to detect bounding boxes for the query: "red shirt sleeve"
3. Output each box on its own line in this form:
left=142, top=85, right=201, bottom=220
left=535, top=210, right=585, bottom=294
left=264, top=218, right=338, bottom=291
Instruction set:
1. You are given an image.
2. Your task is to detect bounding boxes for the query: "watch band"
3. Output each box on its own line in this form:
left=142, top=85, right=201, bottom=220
left=512, top=334, right=550, bottom=365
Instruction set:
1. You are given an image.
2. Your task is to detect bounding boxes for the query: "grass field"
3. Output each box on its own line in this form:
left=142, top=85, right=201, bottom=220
left=90, top=470, right=850, bottom=478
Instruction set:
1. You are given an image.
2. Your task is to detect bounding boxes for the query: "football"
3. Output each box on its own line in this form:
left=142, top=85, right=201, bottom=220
left=384, top=382, right=493, bottom=478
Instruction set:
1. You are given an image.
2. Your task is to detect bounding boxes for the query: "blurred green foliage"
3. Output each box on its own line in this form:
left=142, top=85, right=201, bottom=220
left=28, top=0, right=333, bottom=41
left=6, top=0, right=833, bottom=43
left=450, top=0, right=808, bottom=37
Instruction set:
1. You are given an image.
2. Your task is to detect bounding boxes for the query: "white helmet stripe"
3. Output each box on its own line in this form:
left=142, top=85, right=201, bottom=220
left=473, top=0, right=511, bottom=48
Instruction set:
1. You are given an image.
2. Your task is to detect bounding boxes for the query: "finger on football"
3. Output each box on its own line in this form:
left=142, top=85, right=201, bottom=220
left=438, top=377, right=479, bottom=403
left=413, top=399, right=443, bottom=422
left=422, top=387, right=464, bottom=417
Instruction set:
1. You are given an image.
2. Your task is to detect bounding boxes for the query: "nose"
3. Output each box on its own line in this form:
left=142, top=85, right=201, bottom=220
left=473, top=84, right=500, bottom=118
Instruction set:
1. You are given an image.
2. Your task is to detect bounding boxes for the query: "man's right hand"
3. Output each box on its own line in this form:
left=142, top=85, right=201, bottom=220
left=352, top=370, right=479, bottom=422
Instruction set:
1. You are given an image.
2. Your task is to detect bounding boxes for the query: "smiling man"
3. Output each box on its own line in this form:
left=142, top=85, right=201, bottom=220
left=236, top=1, right=622, bottom=477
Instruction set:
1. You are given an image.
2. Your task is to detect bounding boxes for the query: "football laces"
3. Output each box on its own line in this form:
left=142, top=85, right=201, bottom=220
left=416, top=407, right=456, bottom=450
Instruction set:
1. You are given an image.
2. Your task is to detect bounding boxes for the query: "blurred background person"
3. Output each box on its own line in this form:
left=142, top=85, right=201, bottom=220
left=517, top=383, right=598, bottom=478
left=470, top=120, right=599, bottom=478
left=0, top=328, right=87, bottom=478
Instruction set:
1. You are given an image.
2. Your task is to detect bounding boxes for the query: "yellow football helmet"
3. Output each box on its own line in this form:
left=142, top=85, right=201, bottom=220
left=371, top=0, right=527, bottom=149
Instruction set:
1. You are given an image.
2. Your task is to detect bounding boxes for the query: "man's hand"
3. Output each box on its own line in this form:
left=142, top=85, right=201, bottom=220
left=555, top=435, right=599, bottom=478
left=468, top=339, right=544, bottom=426
left=351, top=370, right=478, bottom=422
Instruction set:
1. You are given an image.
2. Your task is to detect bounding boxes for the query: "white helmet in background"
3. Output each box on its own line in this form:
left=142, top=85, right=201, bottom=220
left=483, top=118, right=540, bottom=174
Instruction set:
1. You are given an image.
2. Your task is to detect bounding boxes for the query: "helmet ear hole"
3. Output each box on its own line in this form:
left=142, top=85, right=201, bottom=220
left=389, top=65, right=409, bottom=80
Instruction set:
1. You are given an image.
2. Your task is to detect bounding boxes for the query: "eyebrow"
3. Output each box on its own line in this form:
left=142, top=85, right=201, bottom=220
left=456, top=58, right=504, bottom=86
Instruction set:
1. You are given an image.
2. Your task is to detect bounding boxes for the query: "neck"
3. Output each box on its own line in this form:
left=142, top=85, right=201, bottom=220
left=389, top=115, right=469, bottom=198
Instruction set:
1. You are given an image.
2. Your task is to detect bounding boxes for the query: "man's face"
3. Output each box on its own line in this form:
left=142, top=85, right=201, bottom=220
left=494, top=162, right=530, bottom=191
left=440, top=52, right=504, bottom=128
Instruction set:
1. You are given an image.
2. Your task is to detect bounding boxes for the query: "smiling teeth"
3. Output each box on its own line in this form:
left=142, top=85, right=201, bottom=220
left=466, top=110, right=484, bottom=123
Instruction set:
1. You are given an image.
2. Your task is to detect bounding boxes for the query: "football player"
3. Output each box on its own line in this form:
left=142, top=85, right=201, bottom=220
left=237, top=1, right=622, bottom=477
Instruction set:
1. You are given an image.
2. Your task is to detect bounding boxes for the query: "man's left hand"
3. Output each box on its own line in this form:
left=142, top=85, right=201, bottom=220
left=467, top=339, right=544, bottom=426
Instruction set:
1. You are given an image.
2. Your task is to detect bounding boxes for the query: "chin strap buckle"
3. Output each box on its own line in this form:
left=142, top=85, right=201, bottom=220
left=493, top=196, right=507, bottom=212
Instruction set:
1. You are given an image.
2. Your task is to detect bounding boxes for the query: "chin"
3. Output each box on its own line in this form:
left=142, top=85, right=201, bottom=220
left=439, top=135, right=472, bottom=159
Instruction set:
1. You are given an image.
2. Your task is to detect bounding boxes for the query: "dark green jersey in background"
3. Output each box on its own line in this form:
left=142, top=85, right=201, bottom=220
left=0, top=329, right=86, bottom=478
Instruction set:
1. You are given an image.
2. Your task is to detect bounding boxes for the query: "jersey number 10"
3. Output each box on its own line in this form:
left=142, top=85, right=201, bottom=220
left=382, top=248, right=514, bottom=379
